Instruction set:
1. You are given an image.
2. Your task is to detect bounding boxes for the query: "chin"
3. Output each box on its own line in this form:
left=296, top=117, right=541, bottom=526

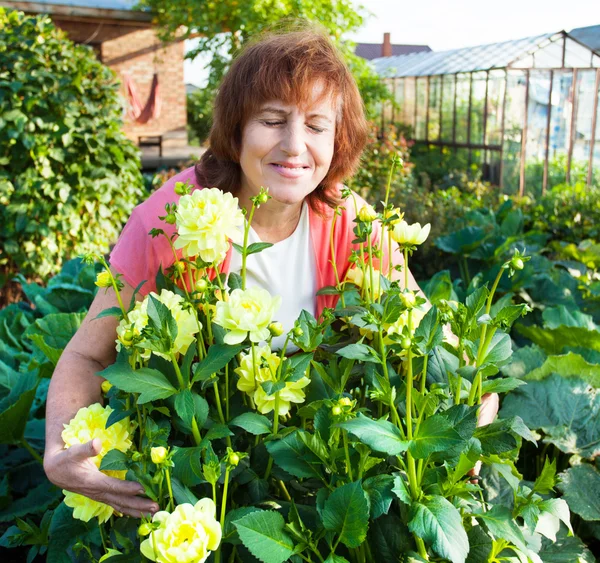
left=267, top=185, right=316, bottom=205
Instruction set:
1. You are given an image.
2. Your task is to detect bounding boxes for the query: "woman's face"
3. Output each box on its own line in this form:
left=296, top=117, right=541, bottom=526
left=239, top=83, right=337, bottom=206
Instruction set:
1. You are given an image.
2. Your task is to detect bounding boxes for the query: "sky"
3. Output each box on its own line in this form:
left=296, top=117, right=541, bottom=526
left=184, top=0, right=598, bottom=86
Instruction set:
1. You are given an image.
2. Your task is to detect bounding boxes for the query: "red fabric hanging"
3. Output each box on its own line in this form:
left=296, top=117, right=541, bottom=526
left=124, top=72, right=161, bottom=124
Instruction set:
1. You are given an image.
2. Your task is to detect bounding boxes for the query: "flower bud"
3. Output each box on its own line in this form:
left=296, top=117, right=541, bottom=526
left=195, top=278, right=209, bottom=293
left=268, top=322, right=284, bottom=337
left=119, top=328, right=135, bottom=347
left=174, top=261, right=186, bottom=273
left=151, top=446, right=168, bottom=465
left=338, top=397, right=353, bottom=407
left=228, top=451, right=240, bottom=467
left=138, top=523, right=152, bottom=537
left=358, top=204, right=377, bottom=223
left=101, top=380, right=113, bottom=394
left=400, top=336, right=412, bottom=350
left=400, top=290, right=416, bottom=308
left=174, top=181, right=190, bottom=196
left=132, top=451, right=143, bottom=462
left=511, top=257, right=524, bottom=270
left=256, top=192, right=270, bottom=205
left=164, top=213, right=177, bottom=225
left=331, top=405, right=342, bottom=416
left=292, top=326, right=304, bottom=337
left=94, top=271, right=112, bottom=288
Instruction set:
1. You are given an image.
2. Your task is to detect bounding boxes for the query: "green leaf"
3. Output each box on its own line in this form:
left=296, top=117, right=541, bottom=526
left=557, top=464, right=600, bottom=521
left=0, top=373, right=38, bottom=444
left=94, top=307, right=123, bottom=320
left=171, top=446, right=205, bottom=485
left=48, top=503, right=91, bottom=563
left=422, top=270, right=455, bottom=305
left=465, top=525, right=492, bottom=563
left=336, top=343, right=381, bottom=363
left=321, top=481, right=369, bottom=548
left=0, top=481, right=61, bottom=522
left=192, top=343, right=245, bottom=383
left=324, top=556, right=350, bottom=563
left=391, top=474, right=411, bottom=505
left=473, top=417, right=535, bottom=456
left=516, top=323, right=600, bottom=355
left=99, top=449, right=128, bottom=471
left=525, top=352, right=600, bottom=388
left=265, top=431, right=323, bottom=479
left=24, top=313, right=85, bottom=366
left=543, top=305, right=597, bottom=330
left=408, top=495, right=469, bottom=563
left=414, top=306, right=443, bottom=354
left=501, top=374, right=600, bottom=458
left=98, top=362, right=177, bottom=404
left=234, top=510, right=294, bottom=563
left=363, top=475, right=394, bottom=519
left=146, top=295, right=178, bottom=343
left=533, top=457, right=556, bottom=495
left=170, top=478, right=199, bottom=506
left=474, top=505, right=530, bottom=556
left=539, top=532, right=595, bottom=563
left=246, top=242, right=274, bottom=256
left=477, top=332, right=512, bottom=366
left=230, top=412, right=272, bottom=435
left=481, top=377, right=525, bottom=395
left=435, top=226, right=486, bottom=255
left=338, top=413, right=408, bottom=455
left=409, top=415, right=463, bottom=459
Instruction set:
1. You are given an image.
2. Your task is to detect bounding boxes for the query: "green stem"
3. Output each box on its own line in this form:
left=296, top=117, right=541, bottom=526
left=329, top=207, right=346, bottom=308
left=170, top=352, right=186, bottom=389
left=403, top=248, right=410, bottom=290
left=165, top=468, right=174, bottom=511
left=415, top=536, right=429, bottom=560
left=98, top=521, right=108, bottom=552
left=264, top=393, right=280, bottom=480
left=212, top=381, right=232, bottom=447
left=378, top=329, right=390, bottom=383
left=241, top=204, right=257, bottom=290
left=225, top=363, right=230, bottom=421
left=342, top=430, right=354, bottom=481
left=419, top=354, right=429, bottom=394
left=367, top=232, right=375, bottom=304
left=20, top=438, right=43, bottom=465
left=191, top=417, right=202, bottom=446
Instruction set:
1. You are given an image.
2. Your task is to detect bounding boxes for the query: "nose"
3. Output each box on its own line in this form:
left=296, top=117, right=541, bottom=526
left=280, top=120, right=306, bottom=156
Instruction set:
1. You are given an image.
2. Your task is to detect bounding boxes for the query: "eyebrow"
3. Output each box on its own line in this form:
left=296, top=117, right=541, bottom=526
left=257, top=107, right=334, bottom=124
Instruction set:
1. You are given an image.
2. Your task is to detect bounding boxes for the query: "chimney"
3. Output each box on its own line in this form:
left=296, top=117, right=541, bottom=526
left=382, top=32, right=392, bottom=57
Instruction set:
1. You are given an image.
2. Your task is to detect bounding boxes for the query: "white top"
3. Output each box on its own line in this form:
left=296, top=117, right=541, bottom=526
left=228, top=201, right=317, bottom=351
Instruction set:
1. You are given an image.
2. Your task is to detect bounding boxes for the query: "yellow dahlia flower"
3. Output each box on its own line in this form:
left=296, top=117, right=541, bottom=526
left=61, top=403, right=132, bottom=467
left=215, top=287, right=281, bottom=345
left=345, top=266, right=385, bottom=299
left=63, top=470, right=127, bottom=524
left=140, top=499, right=222, bottom=563
left=174, top=188, right=244, bottom=264
left=61, top=404, right=132, bottom=523
left=116, top=289, right=200, bottom=359
left=384, top=308, right=427, bottom=345
left=391, top=220, right=431, bottom=246
left=94, top=270, right=112, bottom=288
left=235, top=345, right=309, bottom=416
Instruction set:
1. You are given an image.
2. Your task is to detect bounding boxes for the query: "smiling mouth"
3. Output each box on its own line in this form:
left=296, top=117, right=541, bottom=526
left=271, top=163, right=310, bottom=170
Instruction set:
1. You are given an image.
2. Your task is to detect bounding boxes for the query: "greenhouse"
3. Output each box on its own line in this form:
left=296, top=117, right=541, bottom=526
left=373, top=29, right=600, bottom=196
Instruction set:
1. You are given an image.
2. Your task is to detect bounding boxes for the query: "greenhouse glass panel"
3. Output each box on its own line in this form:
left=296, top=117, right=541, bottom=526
left=512, top=55, right=534, bottom=69
left=564, top=38, right=593, bottom=68
left=486, top=70, right=506, bottom=147
left=548, top=71, right=573, bottom=188
left=470, top=72, right=487, bottom=145
left=531, top=38, right=564, bottom=69
left=594, top=54, right=600, bottom=68
left=570, top=70, right=597, bottom=183
left=486, top=150, right=502, bottom=185
left=441, top=75, right=456, bottom=142
left=383, top=79, right=393, bottom=125
left=455, top=73, right=471, bottom=143
left=415, top=77, right=427, bottom=140
left=395, top=78, right=405, bottom=125
left=525, top=71, right=552, bottom=198
left=502, top=70, right=527, bottom=194
left=595, top=76, right=600, bottom=186
left=404, top=77, right=416, bottom=130
left=428, top=76, right=441, bottom=141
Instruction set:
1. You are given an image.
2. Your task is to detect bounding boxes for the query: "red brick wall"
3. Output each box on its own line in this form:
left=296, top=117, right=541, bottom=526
left=55, top=19, right=188, bottom=148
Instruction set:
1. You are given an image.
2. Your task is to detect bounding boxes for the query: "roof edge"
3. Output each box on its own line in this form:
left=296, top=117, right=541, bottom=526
left=1, top=1, right=153, bottom=23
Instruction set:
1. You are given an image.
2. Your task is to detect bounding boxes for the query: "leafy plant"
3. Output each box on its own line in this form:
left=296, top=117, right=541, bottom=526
left=0, top=8, right=144, bottom=293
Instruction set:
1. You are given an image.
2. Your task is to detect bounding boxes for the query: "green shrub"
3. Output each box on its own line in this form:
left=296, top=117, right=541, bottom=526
left=0, top=8, right=144, bottom=287
left=186, top=87, right=214, bottom=146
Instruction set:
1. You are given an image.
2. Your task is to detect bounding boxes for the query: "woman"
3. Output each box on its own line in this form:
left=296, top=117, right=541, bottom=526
left=44, top=27, right=497, bottom=518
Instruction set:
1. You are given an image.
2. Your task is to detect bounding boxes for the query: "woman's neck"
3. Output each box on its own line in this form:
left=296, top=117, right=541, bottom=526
left=237, top=193, right=304, bottom=244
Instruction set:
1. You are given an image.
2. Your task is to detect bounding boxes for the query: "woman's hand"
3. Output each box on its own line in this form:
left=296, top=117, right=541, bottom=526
left=469, top=392, right=500, bottom=479
left=44, top=438, right=158, bottom=518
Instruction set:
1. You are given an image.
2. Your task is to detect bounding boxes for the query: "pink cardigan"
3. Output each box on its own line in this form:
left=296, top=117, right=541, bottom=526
left=110, top=167, right=399, bottom=318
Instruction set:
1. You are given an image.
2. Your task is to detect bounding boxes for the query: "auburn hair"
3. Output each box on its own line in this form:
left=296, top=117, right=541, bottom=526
left=194, top=23, right=368, bottom=213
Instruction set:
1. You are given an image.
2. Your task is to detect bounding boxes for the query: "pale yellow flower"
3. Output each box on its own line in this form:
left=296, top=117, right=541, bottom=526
left=174, top=188, right=244, bottom=264
left=215, top=287, right=281, bottom=345
left=61, top=404, right=132, bottom=523
left=94, top=270, right=112, bottom=288
left=345, top=266, right=385, bottom=299
left=391, top=220, right=431, bottom=246
left=140, top=499, right=222, bottom=563
left=61, top=403, right=132, bottom=467
left=235, top=345, right=309, bottom=416
left=63, top=470, right=127, bottom=524
left=115, top=290, right=200, bottom=359
left=358, top=204, right=377, bottom=222
left=384, top=308, right=426, bottom=344
left=151, top=446, right=168, bottom=464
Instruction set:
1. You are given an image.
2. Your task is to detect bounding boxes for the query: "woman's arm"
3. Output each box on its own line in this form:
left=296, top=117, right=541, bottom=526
left=44, top=277, right=158, bottom=518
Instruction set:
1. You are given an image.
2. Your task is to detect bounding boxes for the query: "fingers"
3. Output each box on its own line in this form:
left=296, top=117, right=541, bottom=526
left=97, top=472, right=146, bottom=497
left=68, top=439, right=103, bottom=461
left=477, top=392, right=500, bottom=427
left=102, top=493, right=158, bottom=518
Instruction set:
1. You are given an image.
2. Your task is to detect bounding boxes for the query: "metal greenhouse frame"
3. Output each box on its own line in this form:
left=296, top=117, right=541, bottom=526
left=374, top=31, right=600, bottom=196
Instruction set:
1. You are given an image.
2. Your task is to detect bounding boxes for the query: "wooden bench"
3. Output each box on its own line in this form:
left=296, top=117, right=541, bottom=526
left=138, top=135, right=163, bottom=156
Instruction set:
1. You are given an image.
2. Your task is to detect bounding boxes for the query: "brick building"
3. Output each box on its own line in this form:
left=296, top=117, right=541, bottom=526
left=3, top=0, right=188, bottom=151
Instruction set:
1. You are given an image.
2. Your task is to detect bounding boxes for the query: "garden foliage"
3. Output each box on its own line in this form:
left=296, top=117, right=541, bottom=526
left=0, top=9, right=144, bottom=286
